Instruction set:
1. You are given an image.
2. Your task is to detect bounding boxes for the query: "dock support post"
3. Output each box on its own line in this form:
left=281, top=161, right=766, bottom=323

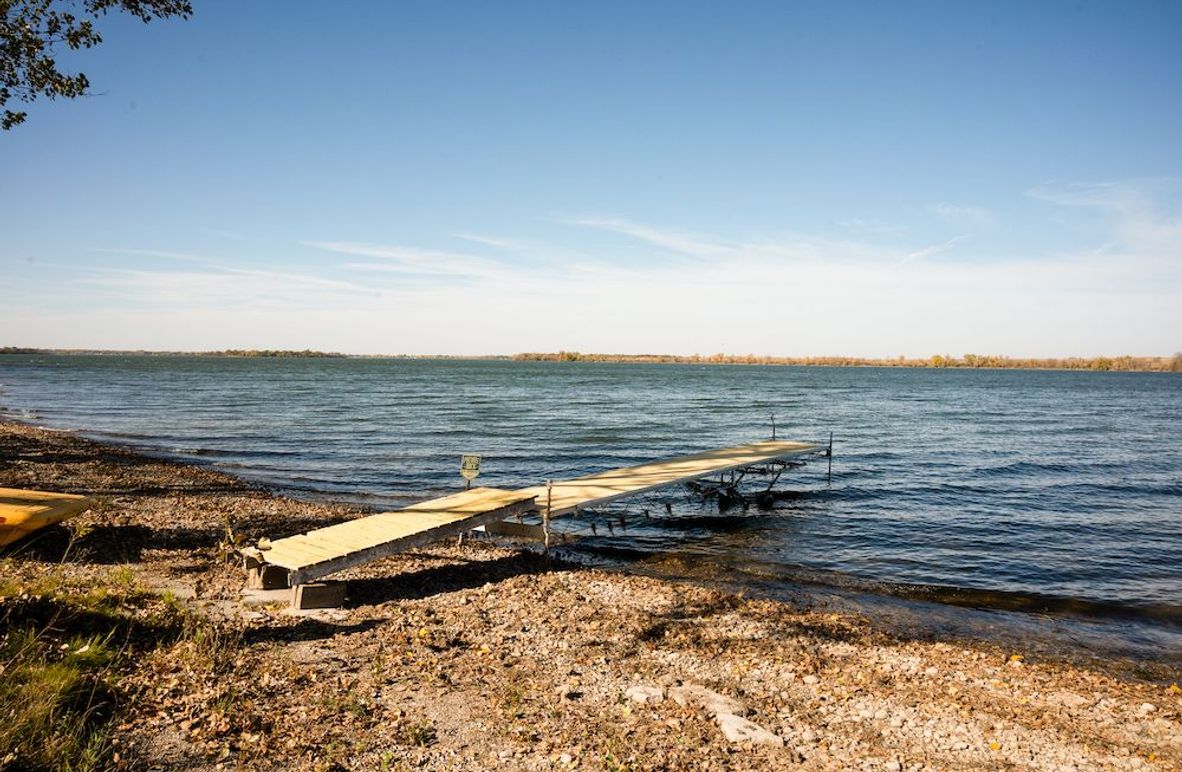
left=543, top=479, right=553, bottom=558
left=827, top=432, right=834, bottom=487
left=244, top=553, right=289, bottom=590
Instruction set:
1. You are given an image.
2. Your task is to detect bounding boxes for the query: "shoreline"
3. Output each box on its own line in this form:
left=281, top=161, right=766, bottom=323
left=2, top=418, right=1180, bottom=769
left=11, top=411, right=1180, bottom=679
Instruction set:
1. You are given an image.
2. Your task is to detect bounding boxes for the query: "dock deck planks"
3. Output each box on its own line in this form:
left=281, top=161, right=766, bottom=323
left=518, top=440, right=821, bottom=517
left=254, top=486, right=536, bottom=585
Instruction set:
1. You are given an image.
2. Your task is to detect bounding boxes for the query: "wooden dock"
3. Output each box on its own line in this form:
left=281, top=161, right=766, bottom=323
left=245, top=439, right=824, bottom=597
left=517, top=440, right=820, bottom=517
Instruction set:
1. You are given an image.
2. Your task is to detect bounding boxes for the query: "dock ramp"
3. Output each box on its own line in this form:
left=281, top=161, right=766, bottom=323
left=245, top=487, right=535, bottom=587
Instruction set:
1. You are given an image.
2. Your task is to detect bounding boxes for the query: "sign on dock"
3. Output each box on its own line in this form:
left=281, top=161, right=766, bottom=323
left=460, top=454, right=481, bottom=481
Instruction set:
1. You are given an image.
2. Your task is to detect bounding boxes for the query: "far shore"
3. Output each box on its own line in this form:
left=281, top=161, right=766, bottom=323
left=3, top=346, right=1181, bottom=372
left=1, top=417, right=1180, bottom=770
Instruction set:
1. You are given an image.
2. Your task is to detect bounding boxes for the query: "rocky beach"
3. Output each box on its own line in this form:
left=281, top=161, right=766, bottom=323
left=1, top=418, right=1179, bottom=771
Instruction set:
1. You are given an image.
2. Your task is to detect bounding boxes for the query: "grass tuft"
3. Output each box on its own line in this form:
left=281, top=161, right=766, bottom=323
left=0, top=623, right=118, bottom=771
left=0, top=559, right=238, bottom=770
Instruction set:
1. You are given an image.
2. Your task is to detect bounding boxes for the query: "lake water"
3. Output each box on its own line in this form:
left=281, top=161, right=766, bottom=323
left=2, top=355, right=1180, bottom=666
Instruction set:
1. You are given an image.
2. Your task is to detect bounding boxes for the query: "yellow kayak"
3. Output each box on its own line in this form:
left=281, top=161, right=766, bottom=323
left=0, top=487, right=93, bottom=547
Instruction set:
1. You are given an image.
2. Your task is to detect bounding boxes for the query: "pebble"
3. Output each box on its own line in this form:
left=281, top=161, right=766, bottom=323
left=803, top=675, right=820, bottom=685
left=1138, top=703, right=1156, bottom=715
left=625, top=685, right=664, bottom=705
left=669, top=684, right=745, bottom=716
left=715, top=713, right=784, bottom=747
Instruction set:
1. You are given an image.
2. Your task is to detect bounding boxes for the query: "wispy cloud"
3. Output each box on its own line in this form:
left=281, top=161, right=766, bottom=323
left=452, top=233, right=528, bottom=251
left=453, top=232, right=583, bottom=268
left=1025, top=179, right=1182, bottom=259
left=304, top=240, right=510, bottom=280
left=898, top=235, right=970, bottom=266
left=557, top=215, right=731, bottom=258
left=1025, top=181, right=1133, bottom=210
left=927, top=202, right=994, bottom=224
left=90, top=248, right=219, bottom=265
left=82, top=248, right=376, bottom=309
left=561, top=214, right=941, bottom=268
left=198, top=228, right=245, bottom=241
left=83, top=266, right=374, bottom=308
left=835, top=217, right=906, bottom=235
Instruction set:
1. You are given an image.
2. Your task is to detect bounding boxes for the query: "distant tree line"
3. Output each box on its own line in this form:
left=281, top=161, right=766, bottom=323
left=513, top=351, right=1182, bottom=372
left=0, top=347, right=346, bottom=358
left=4, top=347, right=1181, bottom=371
left=208, top=349, right=347, bottom=358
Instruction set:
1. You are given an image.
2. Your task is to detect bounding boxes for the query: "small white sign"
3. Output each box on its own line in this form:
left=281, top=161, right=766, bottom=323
left=460, top=454, right=481, bottom=481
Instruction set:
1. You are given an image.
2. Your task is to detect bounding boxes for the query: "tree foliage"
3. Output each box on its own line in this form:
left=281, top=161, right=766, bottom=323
left=1, top=0, right=192, bottom=130
left=512, top=351, right=1182, bottom=372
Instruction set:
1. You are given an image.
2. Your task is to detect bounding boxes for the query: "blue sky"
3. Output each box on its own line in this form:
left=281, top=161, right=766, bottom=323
left=2, top=0, right=1180, bottom=356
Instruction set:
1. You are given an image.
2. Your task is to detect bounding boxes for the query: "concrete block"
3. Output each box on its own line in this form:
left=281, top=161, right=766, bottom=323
left=291, top=581, right=346, bottom=610
left=240, top=587, right=290, bottom=607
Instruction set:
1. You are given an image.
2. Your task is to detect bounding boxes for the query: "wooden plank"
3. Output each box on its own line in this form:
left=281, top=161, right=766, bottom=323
left=285, top=495, right=536, bottom=585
